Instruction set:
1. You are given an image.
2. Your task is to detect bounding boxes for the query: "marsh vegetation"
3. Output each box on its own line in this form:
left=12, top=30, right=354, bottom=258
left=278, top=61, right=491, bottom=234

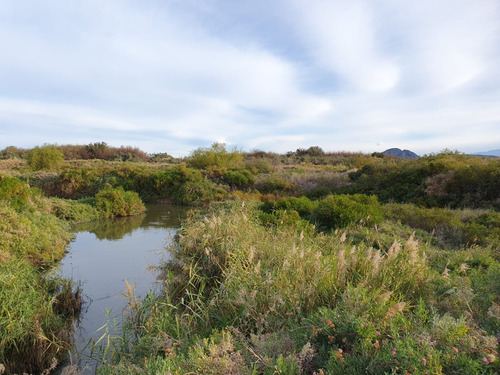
left=0, top=143, right=499, bottom=374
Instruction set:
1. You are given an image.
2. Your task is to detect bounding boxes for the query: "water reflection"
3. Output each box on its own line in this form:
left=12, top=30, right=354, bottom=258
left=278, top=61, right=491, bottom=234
left=58, top=204, right=187, bottom=372
left=71, top=204, right=188, bottom=240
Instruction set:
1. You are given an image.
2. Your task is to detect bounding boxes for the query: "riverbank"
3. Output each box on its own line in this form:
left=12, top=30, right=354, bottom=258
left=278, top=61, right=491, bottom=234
left=0, top=175, right=146, bottom=374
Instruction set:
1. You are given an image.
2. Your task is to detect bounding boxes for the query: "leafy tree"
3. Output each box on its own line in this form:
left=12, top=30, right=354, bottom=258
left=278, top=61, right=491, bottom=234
left=187, top=143, right=244, bottom=170
left=86, top=142, right=110, bottom=159
left=27, top=145, right=64, bottom=171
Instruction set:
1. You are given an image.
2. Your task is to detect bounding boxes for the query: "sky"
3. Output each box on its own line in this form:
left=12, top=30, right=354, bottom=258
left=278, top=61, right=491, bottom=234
left=0, top=0, right=499, bottom=156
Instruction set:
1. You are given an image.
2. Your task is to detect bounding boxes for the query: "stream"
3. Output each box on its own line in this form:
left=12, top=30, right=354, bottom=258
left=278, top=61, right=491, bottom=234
left=58, top=204, right=187, bottom=372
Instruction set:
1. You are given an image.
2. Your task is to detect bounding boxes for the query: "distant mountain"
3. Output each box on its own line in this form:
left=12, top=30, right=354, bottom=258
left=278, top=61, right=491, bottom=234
left=472, top=149, right=500, bottom=157
left=382, top=148, right=419, bottom=159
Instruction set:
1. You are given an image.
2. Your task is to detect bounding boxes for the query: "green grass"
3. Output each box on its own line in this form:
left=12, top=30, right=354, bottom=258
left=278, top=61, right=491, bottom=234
left=95, top=201, right=500, bottom=374
left=0, top=259, right=81, bottom=374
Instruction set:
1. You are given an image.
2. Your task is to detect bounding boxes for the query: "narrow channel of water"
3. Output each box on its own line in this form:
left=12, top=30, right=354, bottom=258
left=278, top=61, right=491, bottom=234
left=58, top=204, right=187, bottom=372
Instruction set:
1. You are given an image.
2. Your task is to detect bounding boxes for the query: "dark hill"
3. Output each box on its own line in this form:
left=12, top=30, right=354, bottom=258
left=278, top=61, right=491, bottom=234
left=382, top=148, right=419, bottom=159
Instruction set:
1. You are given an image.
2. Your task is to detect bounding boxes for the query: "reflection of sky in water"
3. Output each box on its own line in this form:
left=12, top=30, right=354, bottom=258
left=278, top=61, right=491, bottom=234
left=58, top=204, right=187, bottom=372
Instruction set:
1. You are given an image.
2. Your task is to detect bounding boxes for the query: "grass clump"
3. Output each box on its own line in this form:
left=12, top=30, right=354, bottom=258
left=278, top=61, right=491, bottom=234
left=0, top=260, right=80, bottom=374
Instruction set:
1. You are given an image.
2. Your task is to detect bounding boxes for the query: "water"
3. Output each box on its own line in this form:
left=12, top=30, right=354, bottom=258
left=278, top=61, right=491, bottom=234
left=58, top=204, right=187, bottom=372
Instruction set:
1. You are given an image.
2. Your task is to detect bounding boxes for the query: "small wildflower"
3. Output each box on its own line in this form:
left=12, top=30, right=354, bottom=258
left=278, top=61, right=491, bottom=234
left=374, top=340, right=380, bottom=349
left=485, top=354, right=496, bottom=363
left=482, top=357, right=489, bottom=365
left=392, top=348, right=397, bottom=356
left=459, top=338, right=466, bottom=343
left=422, top=358, right=427, bottom=366
left=286, top=312, right=293, bottom=317
left=312, top=326, right=318, bottom=335
left=326, top=319, right=332, bottom=326
left=366, top=313, right=370, bottom=318
left=452, top=347, right=459, bottom=353
left=375, top=330, right=381, bottom=336
left=338, top=348, right=343, bottom=354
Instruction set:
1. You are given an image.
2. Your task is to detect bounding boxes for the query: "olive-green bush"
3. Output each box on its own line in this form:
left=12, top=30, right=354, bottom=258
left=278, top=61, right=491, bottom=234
left=95, top=186, right=146, bottom=218
left=27, top=145, right=64, bottom=171
left=312, top=194, right=383, bottom=230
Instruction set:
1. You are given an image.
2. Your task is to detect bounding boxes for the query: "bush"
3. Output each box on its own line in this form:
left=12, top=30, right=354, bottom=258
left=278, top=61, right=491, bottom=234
left=312, top=194, right=383, bottom=230
left=50, top=197, right=101, bottom=222
left=0, top=175, right=37, bottom=211
left=27, top=145, right=64, bottom=171
left=223, top=169, right=255, bottom=189
left=95, top=186, right=146, bottom=218
left=187, top=143, right=244, bottom=170
left=256, top=176, right=295, bottom=194
left=262, top=196, right=317, bottom=217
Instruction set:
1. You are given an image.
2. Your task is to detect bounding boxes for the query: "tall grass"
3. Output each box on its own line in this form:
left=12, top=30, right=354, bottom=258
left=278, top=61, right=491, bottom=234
left=0, top=260, right=81, bottom=374
left=0, top=175, right=82, bottom=374
left=94, top=202, right=500, bottom=374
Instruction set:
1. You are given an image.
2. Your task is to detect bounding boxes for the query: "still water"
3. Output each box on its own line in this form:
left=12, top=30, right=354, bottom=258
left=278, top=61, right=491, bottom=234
left=58, top=204, right=187, bottom=371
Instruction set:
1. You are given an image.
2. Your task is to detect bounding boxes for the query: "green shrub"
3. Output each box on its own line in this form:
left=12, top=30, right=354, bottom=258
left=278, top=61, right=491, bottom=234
left=244, top=157, right=274, bottom=173
left=153, top=165, right=222, bottom=205
left=0, top=202, right=71, bottom=265
left=312, top=194, right=383, bottom=230
left=187, top=143, right=244, bottom=170
left=223, top=169, right=255, bottom=189
left=256, top=176, right=295, bottom=194
left=384, top=204, right=500, bottom=248
left=95, top=186, right=146, bottom=218
left=0, top=175, right=38, bottom=211
left=27, top=145, right=64, bottom=171
left=261, top=196, right=317, bottom=217
left=50, top=197, right=101, bottom=222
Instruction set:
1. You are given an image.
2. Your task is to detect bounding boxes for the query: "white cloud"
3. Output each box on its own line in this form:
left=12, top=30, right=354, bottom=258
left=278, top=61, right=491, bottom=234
left=0, top=0, right=499, bottom=155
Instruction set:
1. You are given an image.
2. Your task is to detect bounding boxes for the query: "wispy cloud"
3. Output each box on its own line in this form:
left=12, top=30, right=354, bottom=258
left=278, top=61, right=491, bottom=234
left=0, top=0, right=499, bottom=155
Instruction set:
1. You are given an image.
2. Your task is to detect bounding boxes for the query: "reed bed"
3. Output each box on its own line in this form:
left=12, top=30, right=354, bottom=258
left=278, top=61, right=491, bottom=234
left=97, top=201, right=499, bottom=374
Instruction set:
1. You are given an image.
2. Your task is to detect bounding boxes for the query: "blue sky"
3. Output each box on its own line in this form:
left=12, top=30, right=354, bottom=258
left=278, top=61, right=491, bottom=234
left=1, top=0, right=499, bottom=156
